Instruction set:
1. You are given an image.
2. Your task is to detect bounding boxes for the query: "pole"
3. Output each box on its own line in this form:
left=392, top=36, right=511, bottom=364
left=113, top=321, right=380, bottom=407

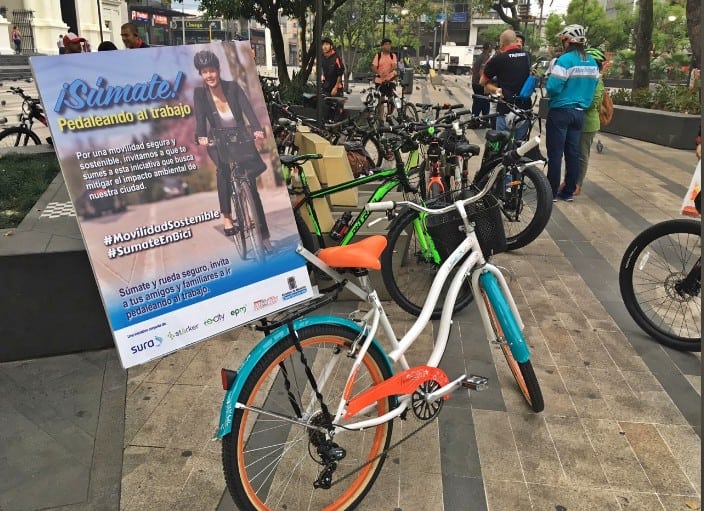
left=316, top=0, right=323, bottom=127
left=432, top=26, right=437, bottom=69
left=382, top=0, right=387, bottom=40
left=181, top=3, right=186, bottom=44
left=96, top=0, right=104, bottom=42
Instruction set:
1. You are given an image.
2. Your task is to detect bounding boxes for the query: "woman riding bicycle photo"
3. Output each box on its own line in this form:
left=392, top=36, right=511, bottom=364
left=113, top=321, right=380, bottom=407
left=193, top=49, right=274, bottom=254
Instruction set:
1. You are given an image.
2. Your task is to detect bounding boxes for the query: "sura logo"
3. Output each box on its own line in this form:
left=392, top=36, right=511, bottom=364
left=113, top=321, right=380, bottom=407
left=203, top=313, right=225, bottom=326
left=130, top=336, right=164, bottom=354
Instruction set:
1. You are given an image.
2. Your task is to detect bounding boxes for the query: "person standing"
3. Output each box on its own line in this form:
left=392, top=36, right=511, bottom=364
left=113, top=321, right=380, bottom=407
left=320, top=37, right=344, bottom=97
left=57, top=34, right=65, bottom=54
left=471, top=42, right=493, bottom=117
left=121, top=23, right=150, bottom=49
left=480, top=29, right=532, bottom=142
left=545, top=24, right=599, bottom=202
left=564, top=47, right=605, bottom=197
left=371, top=38, right=398, bottom=119
left=11, top=26, right=21, bottom=55
left=62, top=32, right=88, bottom=54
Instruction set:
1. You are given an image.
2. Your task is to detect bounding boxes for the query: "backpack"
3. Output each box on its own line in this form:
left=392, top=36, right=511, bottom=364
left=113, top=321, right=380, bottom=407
left=599, top=89, right=614, bottom=127
left=343, top=141, right=375, bottom=177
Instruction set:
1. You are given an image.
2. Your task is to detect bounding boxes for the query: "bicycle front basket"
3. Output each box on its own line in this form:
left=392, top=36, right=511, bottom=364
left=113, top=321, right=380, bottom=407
left=425, top=186, right=507, bottom=261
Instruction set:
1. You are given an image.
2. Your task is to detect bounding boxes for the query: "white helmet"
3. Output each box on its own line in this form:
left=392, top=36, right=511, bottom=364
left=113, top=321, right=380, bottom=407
left=558, top=24, right=587, bottom=44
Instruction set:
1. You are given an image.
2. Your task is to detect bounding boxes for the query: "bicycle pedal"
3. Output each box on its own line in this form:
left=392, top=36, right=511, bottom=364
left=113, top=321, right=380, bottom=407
left=460, top=375, right=489, bottom=391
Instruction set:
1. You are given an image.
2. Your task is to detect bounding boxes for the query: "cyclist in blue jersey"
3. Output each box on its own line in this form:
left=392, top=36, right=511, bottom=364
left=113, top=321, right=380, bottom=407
left=545, top=24, right=599, bottom=202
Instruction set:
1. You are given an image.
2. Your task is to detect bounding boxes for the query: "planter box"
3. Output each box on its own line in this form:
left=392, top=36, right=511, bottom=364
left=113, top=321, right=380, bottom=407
left=537, top=98, right=698, bottom=150
left=601, top=105, right=698, bottom=150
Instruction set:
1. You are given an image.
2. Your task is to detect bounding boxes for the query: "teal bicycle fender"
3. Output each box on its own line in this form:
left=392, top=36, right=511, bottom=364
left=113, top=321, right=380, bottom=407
left=479, top=272, right=530, bottom=363
left=216, top=316, right=393, bottom=439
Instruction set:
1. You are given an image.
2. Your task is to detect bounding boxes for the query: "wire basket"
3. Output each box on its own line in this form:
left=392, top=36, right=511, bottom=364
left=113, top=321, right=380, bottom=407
left=425, top=186, right=507, bottom=261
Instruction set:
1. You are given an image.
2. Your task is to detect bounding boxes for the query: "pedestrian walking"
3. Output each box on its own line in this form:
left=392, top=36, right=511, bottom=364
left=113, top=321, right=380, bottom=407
left=545, top=24, right=599, bottom=202
left=320, top=37, right=344, bottom=97
left=11, top=26, right=21, bottom=54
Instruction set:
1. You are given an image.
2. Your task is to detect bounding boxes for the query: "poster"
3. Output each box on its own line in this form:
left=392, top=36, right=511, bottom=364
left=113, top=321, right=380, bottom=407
left=30, top=42, right=314, bottom=368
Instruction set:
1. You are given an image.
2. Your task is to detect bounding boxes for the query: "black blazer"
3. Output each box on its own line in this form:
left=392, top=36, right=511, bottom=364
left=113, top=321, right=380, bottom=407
left=194, top=79, right=265, bottom=173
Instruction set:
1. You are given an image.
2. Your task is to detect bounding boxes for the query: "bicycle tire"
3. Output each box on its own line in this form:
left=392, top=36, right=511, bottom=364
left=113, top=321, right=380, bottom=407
left=619, top=219, right=701, bottom=351
left=0, top=126, right=40, bottom=148
left=240, top=182, right=266, bottom=262
left=480, top=282, right=544, bottom=412
left=402, top=103, right=418, bottom=123
left=477, top=163, right=552, bottom=251
left=230, top=181, right=249, bottom=260
left=363, top=135, right=383, bottom=167
left=381, top=207, right=474, bottom=319
left=222, top=324, right=394, bottom=511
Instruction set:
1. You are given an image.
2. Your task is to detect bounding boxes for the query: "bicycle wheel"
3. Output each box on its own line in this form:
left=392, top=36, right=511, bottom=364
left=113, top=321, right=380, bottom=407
left=363, top=135, right=382, bottom=167
left=400, top=103, right=418, bottom=123
left=230, top=181, right=249, bottom=260
left=619, top=219, right=701, bottom=351
left=222, top=324, right=394, bottom=511
left=0, top=126, right=40, bottom=148
left=478, top=164, right=552, bottom=251
left=382, top=207, right=474, bottom=319
left=480, top=277, right=544, bottom=412
left=240, top=182, right=266, bottom=262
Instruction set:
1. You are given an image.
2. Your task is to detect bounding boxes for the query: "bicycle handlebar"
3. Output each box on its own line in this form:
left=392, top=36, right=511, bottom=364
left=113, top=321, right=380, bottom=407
left=366, top=136, right=542, bottom=215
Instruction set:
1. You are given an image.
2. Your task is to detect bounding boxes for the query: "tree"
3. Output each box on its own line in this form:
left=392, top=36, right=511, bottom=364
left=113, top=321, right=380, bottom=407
left=633, top=0, right=653, bottom=89
left=685, top=0, right=701, bottom=69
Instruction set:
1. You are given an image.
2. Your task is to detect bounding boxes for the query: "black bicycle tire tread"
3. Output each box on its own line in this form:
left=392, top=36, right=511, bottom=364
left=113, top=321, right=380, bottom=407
left=0, top=126, right=40, bottom=147
left=240, top=183, right=265, bottom=262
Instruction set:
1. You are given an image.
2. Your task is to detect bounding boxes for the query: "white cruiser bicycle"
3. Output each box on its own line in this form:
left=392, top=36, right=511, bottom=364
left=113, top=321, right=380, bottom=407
left=215, top=137, right=545, bottom=510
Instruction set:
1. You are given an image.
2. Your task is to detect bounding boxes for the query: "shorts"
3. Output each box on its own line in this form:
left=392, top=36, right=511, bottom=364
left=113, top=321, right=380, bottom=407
left=376, top=81, right=396, bottom=98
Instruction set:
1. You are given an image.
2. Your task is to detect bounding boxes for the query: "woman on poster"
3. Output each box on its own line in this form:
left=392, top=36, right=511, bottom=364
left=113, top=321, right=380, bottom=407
left=193, top=50, right=273, bottom=254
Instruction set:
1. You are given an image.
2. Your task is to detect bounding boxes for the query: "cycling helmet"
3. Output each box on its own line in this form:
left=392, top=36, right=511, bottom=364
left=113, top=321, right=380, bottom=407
left=585, top=47, right=605, bottom=62
left=194, top=50, right=220, bottom=71
left=558, top=24, right=587, bottom=44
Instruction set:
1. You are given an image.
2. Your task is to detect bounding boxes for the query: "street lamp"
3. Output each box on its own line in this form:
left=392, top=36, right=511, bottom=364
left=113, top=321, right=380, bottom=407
left=382, top=0, right=388, bottom=40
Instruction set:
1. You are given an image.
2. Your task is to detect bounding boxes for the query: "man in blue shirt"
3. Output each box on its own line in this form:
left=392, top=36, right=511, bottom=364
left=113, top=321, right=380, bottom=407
left=545, top=24, right=599, bottom=201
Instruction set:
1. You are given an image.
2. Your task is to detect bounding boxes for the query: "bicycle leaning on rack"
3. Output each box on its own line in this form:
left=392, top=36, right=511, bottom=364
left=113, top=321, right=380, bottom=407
left=215, top=137, right=544, bottom=511
left=0, top=85, right=52, bottom=147
left=618, top=195, right=701, bottom=352
left=205, top=127, right=267, bottom=262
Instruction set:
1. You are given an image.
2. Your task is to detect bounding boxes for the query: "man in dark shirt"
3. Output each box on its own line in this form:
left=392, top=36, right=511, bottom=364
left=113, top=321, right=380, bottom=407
left=471, top=42, right=493, bottom=116
left=480, top=29, right=531, bottom=141
left=121, top=23, right=150, bottom=49
left=320, top=37, right=344, bottom=96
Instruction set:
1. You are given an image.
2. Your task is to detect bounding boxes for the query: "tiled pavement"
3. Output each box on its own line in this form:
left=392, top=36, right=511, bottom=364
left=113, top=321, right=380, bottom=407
left=1, top=77, right=701, bottom=511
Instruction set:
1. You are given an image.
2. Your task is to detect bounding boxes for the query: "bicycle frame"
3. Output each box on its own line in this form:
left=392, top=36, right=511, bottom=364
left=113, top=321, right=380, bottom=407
left=218, top=169, right=525, bottom=440
left=288, top=144, right=422, bottom=248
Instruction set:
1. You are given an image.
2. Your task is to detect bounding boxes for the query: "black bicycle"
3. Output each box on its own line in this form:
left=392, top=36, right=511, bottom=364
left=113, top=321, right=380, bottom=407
left=209, top=127, right=266, bottom=262
left=0, top=86, right=51, bottom=147
left=619, top=211, right=701, bottom=352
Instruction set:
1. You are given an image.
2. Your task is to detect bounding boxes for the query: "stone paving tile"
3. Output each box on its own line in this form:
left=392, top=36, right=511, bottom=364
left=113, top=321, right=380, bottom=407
left=527, top=483, right=621, bottom=511
left=619, top=422, right=696, bottom=495
left=123, top=381, right=171, bottom=447
left=508, top=413, right=567, bottom=486
left=613, top=492, right=666, bottom=510
left=581, top=419, right=653, bottom=492
left=472, top=409, right=523, bottom=482
left=658, top=494, right=702, bottom=511
left=483, top=479, right=532, bottom=510
left=559, top=367, right=611, bottom=419
left=655, top=424, right=702, bottom=495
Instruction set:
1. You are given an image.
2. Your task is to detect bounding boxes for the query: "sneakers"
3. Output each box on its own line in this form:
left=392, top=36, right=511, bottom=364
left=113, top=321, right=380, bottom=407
left=556, top=191, right=574, bottom=202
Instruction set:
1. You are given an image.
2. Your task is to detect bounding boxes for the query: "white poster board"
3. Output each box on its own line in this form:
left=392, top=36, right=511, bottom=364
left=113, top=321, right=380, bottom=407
left=30, top=42, right=313, bottom=368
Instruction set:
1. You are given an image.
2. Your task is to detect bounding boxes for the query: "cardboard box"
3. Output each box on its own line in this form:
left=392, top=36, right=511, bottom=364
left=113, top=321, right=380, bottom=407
left=297, top=132, right=330, bottom=183
left=320, top=145, right=358, bottom=207
left=292, top=160, right=334, bottom=233
left=292, top=125, right=311, bottom=149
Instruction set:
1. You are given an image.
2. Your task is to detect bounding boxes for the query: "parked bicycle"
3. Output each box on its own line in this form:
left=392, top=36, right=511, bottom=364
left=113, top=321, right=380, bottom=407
left=619, top=200, right=701, bottom=352
left=0, top=85, right=51, bottom=147
left=216, top=138, right=544, bottom=511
